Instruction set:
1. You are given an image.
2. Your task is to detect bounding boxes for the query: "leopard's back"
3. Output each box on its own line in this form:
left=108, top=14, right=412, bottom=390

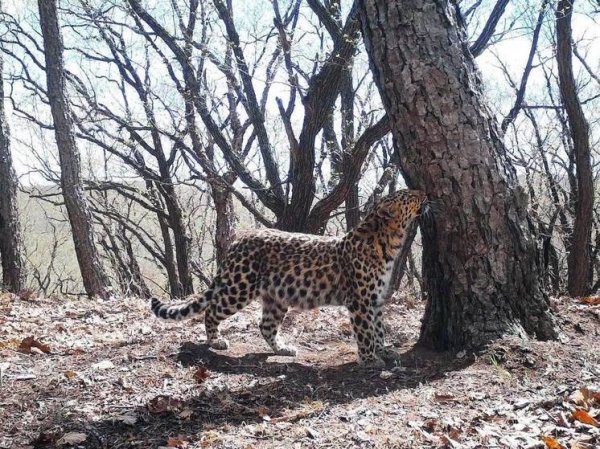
left=219, top=229, right=346, bottom=309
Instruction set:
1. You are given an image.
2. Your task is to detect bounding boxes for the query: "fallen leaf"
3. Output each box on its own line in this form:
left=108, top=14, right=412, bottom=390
left=18, top=289, right=36, bottom=301
left=572, top=408, right=599, bottom=426
left=434, top=393, right=456, bottom=402
left=542, top=436, right=564, bottom=449
left=179, top=409, right=194, bottom=419
left=66, top=348, right=86, bottom=355
left=569, top=387, right=599, bottom=409
left=148, top=395, right=182, bottom=414
left=570, top=435, right=596, bottom=449
left=257, top=406, right=270, bottom=417
left=64, top=370, right=78, bottom=379
left=114, top=412, right=137, bottom=425
left=0, top=339, right=20, bottom=350
left=56, top=431, right=87, bottom=446
left=200, top=430, right=222, bottom=446
left=19, top=336, right=50, bottom=354
left=578, top=296, right=600, bottom=305
left=192, top=366, right=210, bottom=384
left=423, top=419, right=438, bottom=432
left=379, top=370, right=393, bottom=379
left=569, top=390, right=586, bottom=406
left=166, top=435, right=189, bottom=448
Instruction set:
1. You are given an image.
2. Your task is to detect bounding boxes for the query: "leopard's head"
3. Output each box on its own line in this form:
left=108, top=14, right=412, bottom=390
left=373, top=189, right=427, bottom=229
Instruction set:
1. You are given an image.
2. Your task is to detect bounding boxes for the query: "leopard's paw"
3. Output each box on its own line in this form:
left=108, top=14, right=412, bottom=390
left=358, top=355, right=386, bottom=368
left=377, top=346, right=401, bottom=361
left=274, top=344, right=297, bottom=357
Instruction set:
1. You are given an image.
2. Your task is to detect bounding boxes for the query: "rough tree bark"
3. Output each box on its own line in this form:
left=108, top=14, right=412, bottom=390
left=0, top=35, right=26, bottom=293
left=38, top=0, right=112, bottom=298
left=556, top=0, right=594, bottom=297
left=359, top=0, right=557, bottom=349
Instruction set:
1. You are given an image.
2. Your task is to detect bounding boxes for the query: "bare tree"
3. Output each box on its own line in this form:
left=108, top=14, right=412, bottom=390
left=126, top=0, right=389, bottom=234
left=0, top=8, right=26, bottom=293
left=556, top=0, right=594, bottom=296
left=37, top=0, right=112, bottom=298
left=359, top=0, right=557, bottom=349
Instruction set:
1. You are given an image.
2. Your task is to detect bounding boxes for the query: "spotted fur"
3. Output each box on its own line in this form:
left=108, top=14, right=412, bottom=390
left=151, top=189, right=427, bottom=365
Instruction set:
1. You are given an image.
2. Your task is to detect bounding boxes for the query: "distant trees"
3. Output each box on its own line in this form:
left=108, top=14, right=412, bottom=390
left=38, top=0, right=112, bottom=298
left=0, top=5, right=26, bottom=293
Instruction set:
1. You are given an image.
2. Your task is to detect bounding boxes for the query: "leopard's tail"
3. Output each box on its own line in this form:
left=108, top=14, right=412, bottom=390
left=151, top=280, right=217, bottom=320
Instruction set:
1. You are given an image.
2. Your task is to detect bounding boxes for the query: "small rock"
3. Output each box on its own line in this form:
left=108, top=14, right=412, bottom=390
left=379, top=370, right=393, bottom=379
left=513, top=399, right=530, bottom=410
left=92, top=360, right=115, bottom=370
left=56, top=432, right=87, bottom=446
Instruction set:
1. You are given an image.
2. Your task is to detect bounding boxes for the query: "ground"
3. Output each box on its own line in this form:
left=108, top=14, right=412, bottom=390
left=0, top=293, right=599, bottom=449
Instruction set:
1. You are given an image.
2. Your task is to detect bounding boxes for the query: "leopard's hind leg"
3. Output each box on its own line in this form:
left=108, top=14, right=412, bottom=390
left=205, top=279, right=257, bottom=350
left=260, top=298, right=297, bottom=356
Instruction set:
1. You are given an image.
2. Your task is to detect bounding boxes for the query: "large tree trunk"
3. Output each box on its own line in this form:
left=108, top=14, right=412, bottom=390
left=556, top=0, right=594, bottom=297
left=39, top=0, right=112, bottom=298
left=359, top=0, right=557, bottom=349
left=0, top=40, right=27, bottom=293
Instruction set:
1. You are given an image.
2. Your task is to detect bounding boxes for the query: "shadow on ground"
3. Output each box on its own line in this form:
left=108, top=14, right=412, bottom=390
left=32, top=342, right=473, bottom=449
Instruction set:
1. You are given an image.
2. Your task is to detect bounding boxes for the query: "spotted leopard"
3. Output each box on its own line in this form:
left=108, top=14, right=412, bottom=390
left=151, top=189, right=427, bottom=365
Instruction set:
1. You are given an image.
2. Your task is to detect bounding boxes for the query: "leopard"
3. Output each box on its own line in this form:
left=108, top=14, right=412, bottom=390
left=151, top=189, right=427, bottom=366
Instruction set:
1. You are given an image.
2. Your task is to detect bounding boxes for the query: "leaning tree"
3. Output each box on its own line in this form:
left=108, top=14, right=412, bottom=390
left=359, top=0, right=558, bottom=349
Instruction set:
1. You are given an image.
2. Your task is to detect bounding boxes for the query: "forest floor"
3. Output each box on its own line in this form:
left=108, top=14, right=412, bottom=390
left=0, top=292, right=599, bottom=449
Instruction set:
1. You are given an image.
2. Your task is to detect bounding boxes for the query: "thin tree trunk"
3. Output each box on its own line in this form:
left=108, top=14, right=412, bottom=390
left=38, top=0, right=112, bottom=298
left=556, top=0, right=594, bottom=297
left=359, top=0, right=557, bottom=349
left=156, top=178, right=194, bottom=296
left=0, top=37, right=26, bottom=293
left=211, top=182, right=236, bottom=267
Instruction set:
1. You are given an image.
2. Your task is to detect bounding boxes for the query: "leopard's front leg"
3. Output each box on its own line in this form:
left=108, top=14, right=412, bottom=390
left=348, top=299, right=385, bottom=367
left=373, top=305, right=385, bottom=354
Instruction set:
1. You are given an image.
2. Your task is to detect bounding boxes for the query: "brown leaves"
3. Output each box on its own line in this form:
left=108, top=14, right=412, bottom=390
left=17, top=289, right=36, bottom=301
left=56, top=432, right=87, bottom=446
left=192, top=366, right=210, bottom=384
left=0, top=338, right=20, bottom=350
left=542, top=435, right=565, bottom=449
left=147, top=395, right=182, bottom=414
left=567, top=387, right=600, bottom=428
left=18, top=336, right=51, bottom=354
left=572, top=409, right=599, bottom=427
left=569, top=387, right=600, bottom=409
left=434, top=392, right=457, bottom=402
left=64, top=370, right=78, bottom=379
left=166, top=435, right=189, bottom=448
left=578, top=296, right=600, bottom=305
